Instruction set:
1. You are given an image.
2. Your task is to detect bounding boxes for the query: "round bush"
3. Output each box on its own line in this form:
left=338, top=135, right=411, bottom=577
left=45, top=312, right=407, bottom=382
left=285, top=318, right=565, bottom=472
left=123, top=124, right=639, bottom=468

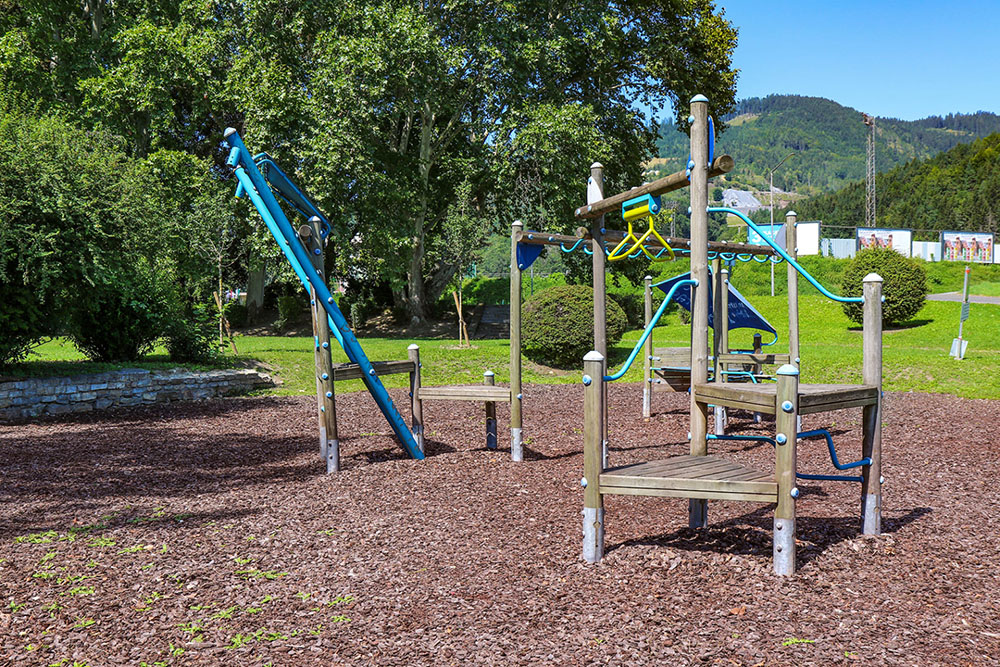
left=840, top=247, right=928, bottom=327
left=167, top=303, right=219, bottom=363
left=522, top=285, right=627, bottom=368
left=224, top=301, right=248, bottom=329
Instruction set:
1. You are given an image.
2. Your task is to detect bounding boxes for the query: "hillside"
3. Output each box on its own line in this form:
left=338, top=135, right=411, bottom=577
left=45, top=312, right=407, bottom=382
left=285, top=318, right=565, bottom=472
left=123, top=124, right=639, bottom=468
left=787, top=132, right=1000, bottom=237
left=654, top=95, right=1000, bottom=195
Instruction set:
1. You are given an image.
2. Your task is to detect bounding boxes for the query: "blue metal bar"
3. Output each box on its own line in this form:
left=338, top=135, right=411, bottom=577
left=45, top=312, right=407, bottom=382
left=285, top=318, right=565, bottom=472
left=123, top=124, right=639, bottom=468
left=799, top=429, right=872, bottom=471
left=604, top=279, right=697, bottom=381
left=225, top=129, right=423, bottom=460
left=254, top=155, right=331, bottom=239
left=231, top=166, right=346, bottom=351
left=796, top=472, right=864, bottom=482
left=708, top=207, right=862, bottom=303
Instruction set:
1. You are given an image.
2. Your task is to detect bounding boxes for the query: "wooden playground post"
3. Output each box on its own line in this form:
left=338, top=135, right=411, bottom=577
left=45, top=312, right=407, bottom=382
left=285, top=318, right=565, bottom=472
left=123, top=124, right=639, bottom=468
left=407, top=344, right=424, bottom=454
left=509, top=221, right=524, bottom=461
left=716, top=265, right=730, bottom=434
left=589, top=163, right=609, bottom=468
left=299, top=221, right=339, bottom=473
left=688, top=95, right=711, bottom=528
left=774, top=364, right=800, bottom=575
left=484, top=371, right=498, bottom=450
left=786, top=211, right=800, bottom=371
left=642, top=275, right=653, bottom=421
left=861, top=274, right=883, bottom=535
left=711, top=257, right=724, bottom=435
left=582, top=351, right=605, bottom=563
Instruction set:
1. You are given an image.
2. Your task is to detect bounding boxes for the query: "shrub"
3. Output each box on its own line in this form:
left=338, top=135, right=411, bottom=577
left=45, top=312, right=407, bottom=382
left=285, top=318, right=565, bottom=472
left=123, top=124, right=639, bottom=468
left=167, top=303, right=219, bottom=363
left=71, top=269, right=171, bottom=362
left=0, top=281, right=44, bottom=366
left=522, top=285, right=626, bottom=368
left=224, top=301, right=248, bottom=329
left=840, top=247, right=928, bottom=326
left=276, top=294, right=306, bottom=332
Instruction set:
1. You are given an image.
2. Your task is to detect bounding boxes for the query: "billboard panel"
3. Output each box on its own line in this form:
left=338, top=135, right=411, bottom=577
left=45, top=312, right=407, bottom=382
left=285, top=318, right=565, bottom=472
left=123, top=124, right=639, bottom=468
left=748, top=224, right=782, bottom=247
left=941, top=231, right=994, bottom=263
left=856, top=228, right=912, bottom=257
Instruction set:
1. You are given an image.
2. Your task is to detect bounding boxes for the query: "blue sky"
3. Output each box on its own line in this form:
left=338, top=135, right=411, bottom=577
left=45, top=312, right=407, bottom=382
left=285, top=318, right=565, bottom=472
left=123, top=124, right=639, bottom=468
left=710, top=0, right=1000, bottom=121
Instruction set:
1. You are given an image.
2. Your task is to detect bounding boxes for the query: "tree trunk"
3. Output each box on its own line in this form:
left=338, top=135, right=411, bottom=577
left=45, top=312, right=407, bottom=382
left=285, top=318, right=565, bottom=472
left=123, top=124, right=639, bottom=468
left=405, top=113, right=435, bottom=324
left=246, top=256, right=266, bottom=325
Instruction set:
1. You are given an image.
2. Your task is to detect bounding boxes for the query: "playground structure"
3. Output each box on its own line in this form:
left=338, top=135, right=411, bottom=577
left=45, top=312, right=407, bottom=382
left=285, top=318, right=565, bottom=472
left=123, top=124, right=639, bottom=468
left=223, top=130, right=518, bottom=470
left=562, top=95, right=883, bottom=575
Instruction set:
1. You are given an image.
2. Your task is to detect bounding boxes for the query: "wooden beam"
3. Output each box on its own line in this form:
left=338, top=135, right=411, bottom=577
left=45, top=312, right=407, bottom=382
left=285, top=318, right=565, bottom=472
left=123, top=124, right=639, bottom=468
left=575, top=155, right=735, bottom=220
left=575, top=228, right=778, bottom=257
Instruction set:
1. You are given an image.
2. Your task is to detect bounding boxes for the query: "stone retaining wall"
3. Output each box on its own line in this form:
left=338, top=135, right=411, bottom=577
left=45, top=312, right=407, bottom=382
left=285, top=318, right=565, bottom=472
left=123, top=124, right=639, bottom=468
left=0, top=368, right=276, bottom=421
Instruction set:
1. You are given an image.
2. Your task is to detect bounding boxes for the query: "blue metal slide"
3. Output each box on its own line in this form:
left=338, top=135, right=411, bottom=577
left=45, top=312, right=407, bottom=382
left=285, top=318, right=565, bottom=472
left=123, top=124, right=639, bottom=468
left=223, top=129, right=424, bottom=460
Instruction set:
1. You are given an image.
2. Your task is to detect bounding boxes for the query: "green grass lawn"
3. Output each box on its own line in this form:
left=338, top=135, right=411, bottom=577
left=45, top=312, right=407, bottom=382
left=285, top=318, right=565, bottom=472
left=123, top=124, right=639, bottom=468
left=18, top=293, right=1000, bottom=400
left=969, top=281, right=1000, bottom=297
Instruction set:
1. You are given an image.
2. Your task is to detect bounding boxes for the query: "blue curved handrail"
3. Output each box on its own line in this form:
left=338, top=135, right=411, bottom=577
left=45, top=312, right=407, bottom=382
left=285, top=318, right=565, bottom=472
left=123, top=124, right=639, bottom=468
left=708, top=207, right=862, bottom=304
left=604, top=279, right=697, bottom=381
left=707, top=429, right=870, bottom=483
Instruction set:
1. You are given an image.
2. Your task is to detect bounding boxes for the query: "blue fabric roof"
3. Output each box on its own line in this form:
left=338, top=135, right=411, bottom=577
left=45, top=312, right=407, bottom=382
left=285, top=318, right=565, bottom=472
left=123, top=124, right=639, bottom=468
left=654, top=271, right=776, bottom=335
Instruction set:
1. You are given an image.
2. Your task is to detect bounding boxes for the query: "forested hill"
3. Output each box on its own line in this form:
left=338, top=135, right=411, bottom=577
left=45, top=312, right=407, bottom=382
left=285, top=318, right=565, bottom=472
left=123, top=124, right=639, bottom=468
left=655, top=95, right=1000, bottom=195
left=788, top=132, right=1000, bottom=236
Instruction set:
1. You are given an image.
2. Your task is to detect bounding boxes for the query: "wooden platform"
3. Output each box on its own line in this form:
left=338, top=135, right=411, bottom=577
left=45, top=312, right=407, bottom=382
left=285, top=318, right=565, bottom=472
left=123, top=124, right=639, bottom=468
left=417, top=385, right=511, bottom=402
left=693, top=382, right=878, bottom=415
left=600, top=455, right=777, bottom=503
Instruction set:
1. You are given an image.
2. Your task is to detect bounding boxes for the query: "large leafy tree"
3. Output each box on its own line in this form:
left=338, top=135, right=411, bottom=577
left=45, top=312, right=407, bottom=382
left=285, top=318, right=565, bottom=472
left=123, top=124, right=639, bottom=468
left=1, top=0, right=738, bottom=324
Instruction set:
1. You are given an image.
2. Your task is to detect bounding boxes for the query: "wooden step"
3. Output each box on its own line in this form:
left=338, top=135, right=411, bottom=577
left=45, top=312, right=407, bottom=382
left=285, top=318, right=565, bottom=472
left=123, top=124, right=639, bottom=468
left=600, top=455, right=777, bottom=503
left=417, top=385, right=511, bottom=402
left=693, top=382, right=878, bottom=415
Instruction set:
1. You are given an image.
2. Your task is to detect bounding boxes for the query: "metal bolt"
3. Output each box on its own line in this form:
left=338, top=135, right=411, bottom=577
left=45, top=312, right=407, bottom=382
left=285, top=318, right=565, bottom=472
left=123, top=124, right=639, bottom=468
left=368, top=368, right=375, bottom=376
left=321, top=373, right=329, bottom=380
left=516, top=393, right=522, bottom=400
left=310, top=299, right=315, bottom=305
left=325, top=392, right=333, bottom=399
left=776, top=545, right=783, bottom=552
left=313, top=248, right=322, bottom=256
left=687, top=431, right=692, bottom=440
left=790, top=487, right=800, bottom=498
left=582, top=375, right=592, bottom=386
left=327, top=297, right=335, bottom=304
left=580, top=477, right=588, bottom=488
left=528, top=233, right=534, bottom=239
left=880, top=476, right=885, bottom=485
left=781, top=400, right=794, bottom=413
left=322, top=342, right=329, bottom=349
left=776, top=433, right=787, bottom=444
left=775, top=522, right=783, bottom=531
left=600, top=227, right=606, bottom=234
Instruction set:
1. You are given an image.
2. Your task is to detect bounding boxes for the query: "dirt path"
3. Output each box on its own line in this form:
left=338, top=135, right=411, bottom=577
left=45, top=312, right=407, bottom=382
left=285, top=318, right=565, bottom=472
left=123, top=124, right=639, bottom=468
left=2, top=385, right=999, bottom=665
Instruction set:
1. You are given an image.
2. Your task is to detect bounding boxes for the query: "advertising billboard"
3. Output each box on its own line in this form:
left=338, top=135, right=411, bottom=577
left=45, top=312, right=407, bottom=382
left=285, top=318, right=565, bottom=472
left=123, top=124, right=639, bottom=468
left=856, top=228, right=912, bottom=257
left=941, top=231, right=994, bottom=263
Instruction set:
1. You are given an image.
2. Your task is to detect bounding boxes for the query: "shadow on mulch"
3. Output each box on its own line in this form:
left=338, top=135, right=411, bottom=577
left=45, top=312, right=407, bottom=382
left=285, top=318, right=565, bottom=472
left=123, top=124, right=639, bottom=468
left=610, top=504, right=932, bottom=566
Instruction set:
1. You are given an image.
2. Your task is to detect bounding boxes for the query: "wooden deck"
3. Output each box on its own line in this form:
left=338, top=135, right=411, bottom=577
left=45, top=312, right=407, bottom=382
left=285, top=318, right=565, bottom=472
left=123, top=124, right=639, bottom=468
left=600, top=455, right=777, bottom=503
left=693, top=382, right=878, bottom=415
left=417, top=385, right=511, bottom=402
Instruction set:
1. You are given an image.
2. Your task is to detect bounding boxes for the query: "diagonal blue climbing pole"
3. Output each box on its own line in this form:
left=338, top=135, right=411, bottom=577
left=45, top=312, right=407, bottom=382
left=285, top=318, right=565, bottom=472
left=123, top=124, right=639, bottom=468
left=223, top=129, right=424, bottom=460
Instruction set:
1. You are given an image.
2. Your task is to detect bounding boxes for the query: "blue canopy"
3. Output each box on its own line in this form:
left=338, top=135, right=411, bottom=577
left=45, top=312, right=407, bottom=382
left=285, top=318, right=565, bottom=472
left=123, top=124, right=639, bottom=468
left=654, top=271, right=776, bottom=335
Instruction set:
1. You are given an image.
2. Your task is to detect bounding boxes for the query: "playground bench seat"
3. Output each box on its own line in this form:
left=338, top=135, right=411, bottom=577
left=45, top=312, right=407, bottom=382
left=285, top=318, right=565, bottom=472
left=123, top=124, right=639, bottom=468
left=330, top=360, right=416, bottom=382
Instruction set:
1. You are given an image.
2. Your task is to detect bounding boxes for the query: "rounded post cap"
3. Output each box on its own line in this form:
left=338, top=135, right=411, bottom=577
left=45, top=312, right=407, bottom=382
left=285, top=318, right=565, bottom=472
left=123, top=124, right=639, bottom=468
left=786, top=210, right=797, bottom=218
left=644, top=275, right=652, bottom=281
left=863, top=273, right=884, bottom=283
left=583, top=350, right=605, bottom=362
left=776, top=364, right=799, bottom=376
left=690, top=94, right=709, bottom=103
left=590, top=162, right=603, bottom=170
left=483, top=370, right=495, bottom=377
left=308, top=215, right=321, bottom=223
left=407, top=343, right=420, bottom=350
left=512, top=219, right=523, bottom=228
left=224, top=127, right=237, bottom=138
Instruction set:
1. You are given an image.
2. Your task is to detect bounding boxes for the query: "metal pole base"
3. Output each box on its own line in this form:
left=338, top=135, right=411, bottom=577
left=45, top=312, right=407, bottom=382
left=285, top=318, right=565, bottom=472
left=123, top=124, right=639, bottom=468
left=326, top=439, right=340, bottom=474
left=412, top=428, right=424, bottom=455
left=582, top=507, right=605, bottom=563
left=486, top=419, right=497, bottom=450
left=714, top=406, right=727, bottom=435
left=688, top=498, right=708, bottom=528
left=861, top=492, right=881, bottom=535
left=319, top=427, right=328, bottom=462
left=511, top=427, right=523, bottom=462
left=773, top=517, right=796, bottom=576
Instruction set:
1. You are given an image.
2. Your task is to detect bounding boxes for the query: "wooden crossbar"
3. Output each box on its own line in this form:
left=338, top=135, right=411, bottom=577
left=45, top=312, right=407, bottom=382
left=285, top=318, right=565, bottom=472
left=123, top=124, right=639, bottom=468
left=330, top=359, right=415, bottom=383
left=417, top=385, right=512, bottom=402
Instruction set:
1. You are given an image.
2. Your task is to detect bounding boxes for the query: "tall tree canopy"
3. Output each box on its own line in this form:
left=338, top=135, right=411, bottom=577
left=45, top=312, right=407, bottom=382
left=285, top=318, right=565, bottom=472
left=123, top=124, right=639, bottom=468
left=1, top=0, right=739, bottom=322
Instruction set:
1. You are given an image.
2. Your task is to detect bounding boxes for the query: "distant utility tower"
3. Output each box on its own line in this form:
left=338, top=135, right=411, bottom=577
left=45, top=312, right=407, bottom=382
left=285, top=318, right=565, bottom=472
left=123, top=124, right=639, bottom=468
left=862, top=112, right=876, bottom=227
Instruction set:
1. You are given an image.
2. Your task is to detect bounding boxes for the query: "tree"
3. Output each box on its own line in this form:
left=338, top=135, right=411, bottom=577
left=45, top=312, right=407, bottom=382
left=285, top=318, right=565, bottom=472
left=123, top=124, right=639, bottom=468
left=437, top=178, right=490, bottom=342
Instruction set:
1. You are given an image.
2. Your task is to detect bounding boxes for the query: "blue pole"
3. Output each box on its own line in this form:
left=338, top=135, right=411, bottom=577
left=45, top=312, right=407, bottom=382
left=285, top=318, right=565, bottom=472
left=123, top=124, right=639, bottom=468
left=707, top=207, right=862, bottom=304
left=604, top=279, right=697, bottom=382
left=224, top=129, right=423, bottom=460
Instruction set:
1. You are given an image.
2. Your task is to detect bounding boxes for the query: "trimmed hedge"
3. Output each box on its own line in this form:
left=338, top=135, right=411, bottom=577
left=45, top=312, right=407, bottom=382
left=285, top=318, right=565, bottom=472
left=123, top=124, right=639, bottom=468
left=841, top=247, right=928, bottom=326
left=522, top=284, right=626, bottom=368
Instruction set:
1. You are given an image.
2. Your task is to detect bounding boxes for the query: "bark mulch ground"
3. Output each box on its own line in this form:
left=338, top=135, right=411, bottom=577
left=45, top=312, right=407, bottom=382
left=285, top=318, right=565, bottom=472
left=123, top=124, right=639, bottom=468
left=2, top=384, right=999, bottom=665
